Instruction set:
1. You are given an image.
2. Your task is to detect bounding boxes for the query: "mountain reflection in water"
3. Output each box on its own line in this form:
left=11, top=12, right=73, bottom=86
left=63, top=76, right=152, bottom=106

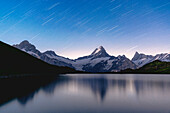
left=1, top=74, right=170, bottom=113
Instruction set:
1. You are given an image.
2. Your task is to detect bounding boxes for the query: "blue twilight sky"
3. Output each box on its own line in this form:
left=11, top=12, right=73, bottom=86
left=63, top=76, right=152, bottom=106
left=0, top=0, right=170, bottom=59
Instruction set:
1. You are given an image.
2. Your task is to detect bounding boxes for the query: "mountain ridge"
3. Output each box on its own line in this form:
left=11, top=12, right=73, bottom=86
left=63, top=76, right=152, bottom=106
left=132, top=52, right=170, bottom=68
left=13, top=40, right=136, bottom=72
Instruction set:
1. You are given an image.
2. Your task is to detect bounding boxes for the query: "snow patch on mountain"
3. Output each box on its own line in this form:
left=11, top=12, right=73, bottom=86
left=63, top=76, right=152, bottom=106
left=27, top=51, right=40, bottom=59
left=133, top=57, right=152, bottom=68
left=104, top=59, right=117, bottom=70
left=72, top=58, right=91, bottom=70
left=44, top=52, right=73, bottom=64
left=90, top=57, right=110, bottom=67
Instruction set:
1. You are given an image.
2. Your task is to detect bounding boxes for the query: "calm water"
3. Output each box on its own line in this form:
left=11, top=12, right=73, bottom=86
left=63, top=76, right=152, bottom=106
left=1, top=74, right=170, bottom=113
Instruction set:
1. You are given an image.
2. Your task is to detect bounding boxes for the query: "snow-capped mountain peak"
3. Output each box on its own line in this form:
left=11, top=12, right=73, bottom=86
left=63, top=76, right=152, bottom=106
left=13, top=40, right=36, bottom=52
left=132, top=52, right=153, bottom=61
left=131, top=52, right=154, bottom=68
left=91, top=46, right=110, bottom=58
left=132, top=52, right=143, bottom=61
left=20, top=40, right=29, bottom=45
left=134, top=51, right=139, bottom=57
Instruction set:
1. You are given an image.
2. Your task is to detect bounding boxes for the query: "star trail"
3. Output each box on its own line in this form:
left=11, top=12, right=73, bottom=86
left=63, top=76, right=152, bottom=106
left=0, top=0, right=170, bottom=59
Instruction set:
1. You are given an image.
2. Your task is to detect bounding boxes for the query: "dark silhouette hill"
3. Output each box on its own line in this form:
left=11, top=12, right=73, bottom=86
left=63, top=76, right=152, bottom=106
left=0, top=41, right=77, bottom=75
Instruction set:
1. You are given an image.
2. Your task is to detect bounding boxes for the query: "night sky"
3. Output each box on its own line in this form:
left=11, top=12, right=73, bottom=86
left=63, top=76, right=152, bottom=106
left=0, top=0, right=170, bottom=59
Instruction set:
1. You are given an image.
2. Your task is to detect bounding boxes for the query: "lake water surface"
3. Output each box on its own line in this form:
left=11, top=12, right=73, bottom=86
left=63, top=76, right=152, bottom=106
left=0, top=74, right=170, bottom=113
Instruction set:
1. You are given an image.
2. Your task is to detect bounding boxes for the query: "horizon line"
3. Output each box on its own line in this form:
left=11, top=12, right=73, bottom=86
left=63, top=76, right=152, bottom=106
left=9, top=40, right=170, bottom=60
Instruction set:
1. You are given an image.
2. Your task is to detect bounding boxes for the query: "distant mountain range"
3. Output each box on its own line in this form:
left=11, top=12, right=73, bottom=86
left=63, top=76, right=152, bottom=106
left=0, top=40, right=169, bottom=74
left=13, top=40, right=170, bottom=72
left=0, top=41, right=170, bottom=75
left=13, top=40, right=136, bottom=72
